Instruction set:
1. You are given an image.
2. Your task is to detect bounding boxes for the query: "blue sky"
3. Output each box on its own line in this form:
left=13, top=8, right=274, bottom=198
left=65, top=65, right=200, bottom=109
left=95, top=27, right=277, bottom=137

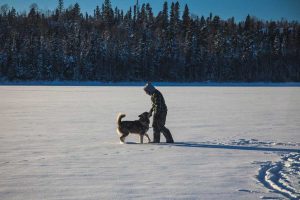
left=0, top=0, right=299, bottom=22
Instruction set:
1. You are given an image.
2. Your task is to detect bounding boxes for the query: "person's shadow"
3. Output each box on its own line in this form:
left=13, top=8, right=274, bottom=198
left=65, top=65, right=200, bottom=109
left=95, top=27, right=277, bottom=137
left=160, top=142, right=300, bottom=153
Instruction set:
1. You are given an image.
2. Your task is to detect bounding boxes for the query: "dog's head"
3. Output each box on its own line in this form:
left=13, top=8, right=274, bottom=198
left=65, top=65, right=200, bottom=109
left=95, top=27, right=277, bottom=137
left=138, top=112, right=151, bottom=126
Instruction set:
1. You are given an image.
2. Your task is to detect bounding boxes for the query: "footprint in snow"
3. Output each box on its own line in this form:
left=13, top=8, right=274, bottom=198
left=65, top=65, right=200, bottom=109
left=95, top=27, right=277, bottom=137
left=259, top=196, right=283, bottom=199
left=238, top=189, right=260, bottom=193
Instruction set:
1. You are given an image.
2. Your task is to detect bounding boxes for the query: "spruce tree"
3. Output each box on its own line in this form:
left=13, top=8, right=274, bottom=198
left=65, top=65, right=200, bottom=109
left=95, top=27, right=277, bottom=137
left=58, top=0, right=64, bottom=14
left=162, top=1, right=168, bottom=29
left=94, top=5, right=101, bottom=20
left=146, top=3, right=154, bottom=24
left=103, top=0, right=114, bottom=25
left=182, top=4, right=191, bottom=38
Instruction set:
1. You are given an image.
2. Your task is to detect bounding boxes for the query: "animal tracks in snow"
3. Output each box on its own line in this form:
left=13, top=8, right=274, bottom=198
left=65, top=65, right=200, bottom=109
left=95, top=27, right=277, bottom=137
left=223, top=138, right=300, bottom=148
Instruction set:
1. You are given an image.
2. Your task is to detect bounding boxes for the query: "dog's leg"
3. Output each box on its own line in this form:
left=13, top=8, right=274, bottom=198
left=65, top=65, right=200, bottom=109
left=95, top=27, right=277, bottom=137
left=119, top=131, right=129, bottom=144
left=145, top=133, right=151, bottom=143
left=120, top=136, right=125, bottom=144
left=117, top=128, right=125, bottom=144
left=140, top=135, right=143, bottom=144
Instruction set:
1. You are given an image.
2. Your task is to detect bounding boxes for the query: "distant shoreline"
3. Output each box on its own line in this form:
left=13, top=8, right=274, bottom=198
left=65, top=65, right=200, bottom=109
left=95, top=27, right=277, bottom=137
left=1, top=81, right=300, bottom=87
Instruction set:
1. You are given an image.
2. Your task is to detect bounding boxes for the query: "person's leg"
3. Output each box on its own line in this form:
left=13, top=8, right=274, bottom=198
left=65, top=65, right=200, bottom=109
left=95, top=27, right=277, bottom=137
left=161, top=126, right=174, bottom=143
left=152, top=115, right=162, bottom=143
left=158, top=112, right=174, bottom=143
left=152, top=126, right=161, bottom=143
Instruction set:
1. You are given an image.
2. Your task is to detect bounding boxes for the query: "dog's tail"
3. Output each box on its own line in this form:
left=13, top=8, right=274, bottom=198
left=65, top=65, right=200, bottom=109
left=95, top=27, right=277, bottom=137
left=117, top=113, right=126, bottom=126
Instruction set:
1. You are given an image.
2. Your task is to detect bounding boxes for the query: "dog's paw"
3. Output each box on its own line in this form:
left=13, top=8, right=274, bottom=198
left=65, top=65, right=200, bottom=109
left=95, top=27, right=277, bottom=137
left=119, top=141, right=125, bottom=144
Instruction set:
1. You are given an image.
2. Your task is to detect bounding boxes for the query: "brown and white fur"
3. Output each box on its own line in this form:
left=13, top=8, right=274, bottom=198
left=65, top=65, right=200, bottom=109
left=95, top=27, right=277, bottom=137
left=116, top=112, right=151, bottom=144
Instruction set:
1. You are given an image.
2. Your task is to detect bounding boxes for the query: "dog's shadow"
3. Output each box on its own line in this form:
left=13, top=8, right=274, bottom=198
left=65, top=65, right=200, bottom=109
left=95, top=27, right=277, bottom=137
left=161, top=142, right=300, bottom=153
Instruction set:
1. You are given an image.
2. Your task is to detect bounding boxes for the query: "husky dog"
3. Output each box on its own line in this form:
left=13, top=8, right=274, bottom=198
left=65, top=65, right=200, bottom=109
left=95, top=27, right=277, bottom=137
left=117, top=112, right=151, bottom=144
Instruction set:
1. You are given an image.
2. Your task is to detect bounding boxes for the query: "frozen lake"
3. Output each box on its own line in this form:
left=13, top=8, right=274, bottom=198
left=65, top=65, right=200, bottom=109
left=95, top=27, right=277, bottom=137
left=0, top=86, right=299, bottom=199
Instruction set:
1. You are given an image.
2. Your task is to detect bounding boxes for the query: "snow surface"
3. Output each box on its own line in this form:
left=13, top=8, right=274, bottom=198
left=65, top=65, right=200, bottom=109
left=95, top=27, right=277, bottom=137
left=0, top=86, right=299, bottom=200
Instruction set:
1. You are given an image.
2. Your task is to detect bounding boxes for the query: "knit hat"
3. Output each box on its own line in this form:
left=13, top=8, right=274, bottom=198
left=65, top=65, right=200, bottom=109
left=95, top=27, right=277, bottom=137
left=144, top=82, right=156, bottom=95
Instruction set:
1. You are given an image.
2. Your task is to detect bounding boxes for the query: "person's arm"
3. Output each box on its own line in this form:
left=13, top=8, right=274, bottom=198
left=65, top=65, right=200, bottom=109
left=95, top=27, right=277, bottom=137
left=149, top=107, right=154, bottom=116
left=149, top=94, right=155, bottom=116
left=152, top=92, right=164, bottom=114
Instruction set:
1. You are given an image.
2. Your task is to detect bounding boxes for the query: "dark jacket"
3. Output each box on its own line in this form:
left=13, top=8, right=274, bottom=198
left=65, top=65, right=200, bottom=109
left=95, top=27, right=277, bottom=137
left=150, top=89, right=167, bottom=115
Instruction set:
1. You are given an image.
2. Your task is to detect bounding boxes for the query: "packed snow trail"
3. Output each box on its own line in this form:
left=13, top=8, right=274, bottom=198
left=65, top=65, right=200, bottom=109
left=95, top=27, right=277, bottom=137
left=257, top=153, right=300, bottom=200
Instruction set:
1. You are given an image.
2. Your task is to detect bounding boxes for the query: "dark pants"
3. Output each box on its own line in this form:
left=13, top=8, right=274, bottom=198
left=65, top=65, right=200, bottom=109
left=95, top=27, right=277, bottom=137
left=152, top=111, right=174, bottom=143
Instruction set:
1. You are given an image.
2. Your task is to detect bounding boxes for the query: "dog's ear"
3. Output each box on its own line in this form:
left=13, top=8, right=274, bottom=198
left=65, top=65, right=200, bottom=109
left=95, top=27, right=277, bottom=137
left=139, top=112, right=150, bottom=118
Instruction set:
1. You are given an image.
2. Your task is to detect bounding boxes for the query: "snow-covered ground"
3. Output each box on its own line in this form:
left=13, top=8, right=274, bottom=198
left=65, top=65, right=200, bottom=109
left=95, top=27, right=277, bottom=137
left=0, top=86, right=299, bottom=200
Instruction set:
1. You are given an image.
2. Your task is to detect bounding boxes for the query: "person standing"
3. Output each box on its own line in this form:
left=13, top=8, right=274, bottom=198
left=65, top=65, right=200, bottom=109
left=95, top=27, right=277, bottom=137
left=144, top=82, right=174, bottom=143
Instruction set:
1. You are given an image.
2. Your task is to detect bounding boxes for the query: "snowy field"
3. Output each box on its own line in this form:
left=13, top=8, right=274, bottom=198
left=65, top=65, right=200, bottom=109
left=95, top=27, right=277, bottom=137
left=0, top=86, right=299, bottom=200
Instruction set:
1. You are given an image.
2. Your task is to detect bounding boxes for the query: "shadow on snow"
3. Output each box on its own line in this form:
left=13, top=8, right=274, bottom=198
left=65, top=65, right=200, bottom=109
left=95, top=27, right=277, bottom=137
left=162, top=142, right=300, bottom=153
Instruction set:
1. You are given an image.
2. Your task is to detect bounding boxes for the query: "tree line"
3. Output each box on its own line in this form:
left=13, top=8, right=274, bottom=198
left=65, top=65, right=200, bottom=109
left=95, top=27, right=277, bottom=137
left=0, top=0, right=299, bottom=82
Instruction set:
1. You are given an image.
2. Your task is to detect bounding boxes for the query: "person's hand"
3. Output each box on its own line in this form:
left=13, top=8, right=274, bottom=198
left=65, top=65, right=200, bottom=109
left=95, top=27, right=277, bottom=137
left=149, top=108, right=153, bottom=117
